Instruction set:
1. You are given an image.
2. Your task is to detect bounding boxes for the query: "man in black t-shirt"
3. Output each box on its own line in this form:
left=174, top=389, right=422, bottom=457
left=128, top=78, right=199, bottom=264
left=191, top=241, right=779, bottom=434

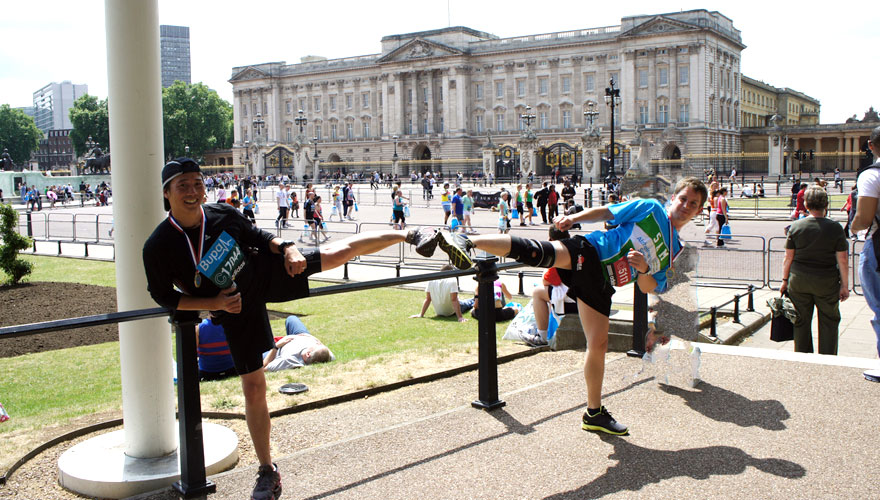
left=143, top=158, right=445, bottom=500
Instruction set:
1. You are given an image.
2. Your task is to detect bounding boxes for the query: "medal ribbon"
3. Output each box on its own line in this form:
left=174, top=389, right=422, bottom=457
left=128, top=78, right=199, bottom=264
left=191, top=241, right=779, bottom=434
left=167, top=207, right=207, bottom=277
left=667, top=217, right=683, bottom=273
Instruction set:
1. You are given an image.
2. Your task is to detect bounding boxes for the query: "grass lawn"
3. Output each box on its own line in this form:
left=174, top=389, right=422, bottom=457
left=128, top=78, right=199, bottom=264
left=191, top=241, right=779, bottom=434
left=0, top=255, right=528, bottom=470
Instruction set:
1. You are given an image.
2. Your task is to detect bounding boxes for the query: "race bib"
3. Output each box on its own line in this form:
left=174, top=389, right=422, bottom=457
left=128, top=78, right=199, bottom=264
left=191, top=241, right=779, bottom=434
left=600, top=213, right=669, bottom=287
left=197, top=231, right=245, bottom=288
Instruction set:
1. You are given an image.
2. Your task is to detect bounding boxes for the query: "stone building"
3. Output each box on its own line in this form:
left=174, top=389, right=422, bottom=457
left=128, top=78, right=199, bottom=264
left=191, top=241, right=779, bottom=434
left=230, top=9, right=744, bottom=181
left=741, top=76, right=819, bottom=128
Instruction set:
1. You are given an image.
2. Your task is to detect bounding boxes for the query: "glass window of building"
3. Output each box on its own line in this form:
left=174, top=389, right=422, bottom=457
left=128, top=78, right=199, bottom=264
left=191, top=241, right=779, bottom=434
left=609, top=72, right=619, bottom=85
left=362, top=92, right=370, bottom=108
left=585, top=73, right=595, bottom=92
left=638, top=69, right=648, bottom=88
left=658, top=104, right=668, bottom=124
left=330, top=96, right=336, bottom=111
left=314, top=97, right=320, bottom=112
left=242, top=103, right=247, bottom=117
left=495, top=81, right=503, bottom=99
left=658, top=67, right=668, bottom=87
left=362, top=122, right=370, bottom=137
left=422, top=117, right=427, bottom=133
left=331, top=124, right=338, bottom=139
left=299, top=99, right=305, bottom=111
left=346, top=94, right=353, bottom=109
left=539, top=111, right=547, bottom=129
left=263, top=102, right=268, bottom=115
left=495, top=113, right=504, bottom=132
left=252, top=102, right=257, bottom=115
left=562, top=76, right=571, bottom=94
left=678, top=65, right=689, bottom=85
left=678, top=102, right=689, bottom=123
left=475, top=114, right=483, bottom=133
left=379, top=92, right=383, bottom=106
left=475, top=83, right=483, bottom=100
left=539, top=78, right=548, bottom=95
left=438, top=87, right=443, bottom=102
left=639, top=105, right=648, bottom=124
left=346, top=122, right=353, bottom=139
left=516, top=79, right=525, bottom=98
left=439, top=117, right=444, bottom=132
left=423, top=88, right=428, bottom=104
left=562, top=109, right=571, bottom=128
left=286, top=127, right=292, bottom=142
left=315, top=125, right=322, bottom=140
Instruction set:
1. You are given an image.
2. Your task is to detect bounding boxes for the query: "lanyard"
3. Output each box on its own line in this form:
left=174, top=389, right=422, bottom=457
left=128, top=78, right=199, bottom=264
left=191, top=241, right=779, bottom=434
left=666, top=217, right=682, bottom=279
left=167, top=207, right=207, bottom=288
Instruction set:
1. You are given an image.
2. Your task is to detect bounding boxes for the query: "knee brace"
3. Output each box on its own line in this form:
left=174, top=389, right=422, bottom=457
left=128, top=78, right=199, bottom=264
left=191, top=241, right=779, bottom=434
left=507, top=236, right=556, bottom=268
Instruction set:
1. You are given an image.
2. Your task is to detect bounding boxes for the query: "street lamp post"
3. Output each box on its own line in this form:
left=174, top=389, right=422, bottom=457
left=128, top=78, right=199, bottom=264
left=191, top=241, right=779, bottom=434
left=520, top=105, right=535, bottom=130
left=294, top=109, right=307, bottom=135
left=244, top=140, right=250, bottom=173
left=604, top=78, right=621, bottom=183
left=252, top=113, right=266, bottom=174
left=312, top=136, right=320, bottom=182
left=392, top=135, right=399, bottom=178
left=583, top=100, right=599, bottom=128
left=184, top=145, right=190, bottom=156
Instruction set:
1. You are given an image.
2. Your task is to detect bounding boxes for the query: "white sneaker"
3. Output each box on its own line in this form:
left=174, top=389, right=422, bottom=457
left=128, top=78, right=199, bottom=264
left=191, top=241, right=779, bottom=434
left=864, top=368, right=880, bottom=383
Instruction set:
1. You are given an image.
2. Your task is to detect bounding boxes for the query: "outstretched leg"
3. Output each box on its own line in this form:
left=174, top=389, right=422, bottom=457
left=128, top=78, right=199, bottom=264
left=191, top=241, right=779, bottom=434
left=319, top=230, right=408, bottom=270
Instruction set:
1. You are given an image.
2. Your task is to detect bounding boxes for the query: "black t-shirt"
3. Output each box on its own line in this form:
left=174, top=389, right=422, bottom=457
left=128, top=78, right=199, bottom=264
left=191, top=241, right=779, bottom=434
left=535, top=187, right=549, bottom=204
left=304, top=199, right=315, bottom=220
left=562, top=186, right=576, bottom=200
left=143, top=203, right=275, bottom=310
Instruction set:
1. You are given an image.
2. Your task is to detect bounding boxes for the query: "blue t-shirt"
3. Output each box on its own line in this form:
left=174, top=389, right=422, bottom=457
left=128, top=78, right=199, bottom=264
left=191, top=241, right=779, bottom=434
left=451, top=194, right=464, bottom=218
left=583, top=198, right=681, bottom=293
left=197, top=318, right=235, bottom=373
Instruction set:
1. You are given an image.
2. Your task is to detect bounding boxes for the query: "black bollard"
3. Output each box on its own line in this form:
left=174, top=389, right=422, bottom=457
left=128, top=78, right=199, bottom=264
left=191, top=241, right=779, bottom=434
left=518, top=271, right=525, bottom=296
left=471, top=257, right=506, bottom=411
left=627, top=285, right=648, bottom=357
left=26, top=210, right=33, bottom=237
left=171, top=311, right=216, bottom=498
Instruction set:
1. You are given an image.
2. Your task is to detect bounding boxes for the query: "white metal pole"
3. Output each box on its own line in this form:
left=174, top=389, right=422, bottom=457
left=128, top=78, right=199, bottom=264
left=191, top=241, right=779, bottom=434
left=105, top=0, right=176, bottom=458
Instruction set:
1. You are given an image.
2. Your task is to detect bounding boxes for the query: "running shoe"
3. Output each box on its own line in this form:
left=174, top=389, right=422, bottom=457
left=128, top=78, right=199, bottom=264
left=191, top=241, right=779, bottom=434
left=582, top=406, right=629, bottom=435
left=436, top=231, right=475, bottom=270
left=406, top=227, right=439, bottom=257
left=251, top=463, right=282, bottom=500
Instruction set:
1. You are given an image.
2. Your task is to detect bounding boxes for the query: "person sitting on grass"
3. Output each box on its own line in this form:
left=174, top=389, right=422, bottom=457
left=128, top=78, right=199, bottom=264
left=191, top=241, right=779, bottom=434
left=471, top=278, right=521, bottom=322
left=528, top=226, right=577, bottom=345
left=412, top=177, right=708, bottom=436
left=196, top=313, right=237, bottom=381
left=410, top=264, right=474, bottom=323
left=263, top=315, right=335, bottom=372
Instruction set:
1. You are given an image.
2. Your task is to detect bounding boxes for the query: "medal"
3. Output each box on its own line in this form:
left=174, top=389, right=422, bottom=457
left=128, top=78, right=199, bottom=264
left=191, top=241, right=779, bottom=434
left=168, top=208, right=207, bottom=289
left=666, top=217, right=682, bottom=281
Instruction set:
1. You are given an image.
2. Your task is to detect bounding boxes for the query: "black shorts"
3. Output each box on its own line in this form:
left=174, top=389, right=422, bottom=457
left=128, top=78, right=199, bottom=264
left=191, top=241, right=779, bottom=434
left=556, top=236, right=615, bottom=317
left=393, top=210, right=405, bottom=223
left=215, top=248, right=322, bottom=375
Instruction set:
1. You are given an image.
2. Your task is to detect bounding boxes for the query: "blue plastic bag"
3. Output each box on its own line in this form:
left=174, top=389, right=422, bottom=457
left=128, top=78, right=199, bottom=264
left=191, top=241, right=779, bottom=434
left=720, top=224, right=732, bottom=240
left=547, top=309, right=560, bottom=340
left=450, top=217, right=461, bottom=231
left=404, top=205, right=411, bottom=217
left=354, top=202, right=359, bottom=212
left=511, top=208, right=519, bottom=219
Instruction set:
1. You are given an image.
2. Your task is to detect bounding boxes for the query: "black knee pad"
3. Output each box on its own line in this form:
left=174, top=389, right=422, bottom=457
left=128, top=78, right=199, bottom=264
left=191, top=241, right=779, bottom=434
left=508, top=236, right=556, bottom=268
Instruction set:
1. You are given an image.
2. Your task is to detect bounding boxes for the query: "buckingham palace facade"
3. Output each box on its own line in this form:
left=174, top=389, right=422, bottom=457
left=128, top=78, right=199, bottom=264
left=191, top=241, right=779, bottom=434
left=230, top=9, right=743, bottom=179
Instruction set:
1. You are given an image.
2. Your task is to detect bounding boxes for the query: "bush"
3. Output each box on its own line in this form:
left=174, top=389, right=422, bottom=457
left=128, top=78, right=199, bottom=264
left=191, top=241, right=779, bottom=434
left=0, top=203, right=33, bottom=284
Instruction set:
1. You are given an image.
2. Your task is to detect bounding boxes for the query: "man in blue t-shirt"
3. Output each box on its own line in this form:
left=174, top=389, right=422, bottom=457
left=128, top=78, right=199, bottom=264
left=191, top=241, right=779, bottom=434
left=415, top=177, right=708, bottom=436
left=451, top=187, right=464, bottom=230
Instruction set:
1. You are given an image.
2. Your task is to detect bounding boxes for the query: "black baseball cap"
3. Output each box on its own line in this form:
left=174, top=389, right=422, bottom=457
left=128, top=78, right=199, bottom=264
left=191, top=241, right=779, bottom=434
left=162, top=157, right=202, bottom=210
left=162, top=157, right=202, bottom=188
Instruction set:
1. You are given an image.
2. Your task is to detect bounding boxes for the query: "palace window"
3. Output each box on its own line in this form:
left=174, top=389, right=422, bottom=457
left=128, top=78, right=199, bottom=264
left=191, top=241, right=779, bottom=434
left=658, top=67, right=668, bottom=87
left=314, top=97, right=321, bottom=112
left=362, top=122, right=370, bottom=137
left=362, top=92, right=370, bottom=108
left=538, top=78, right=548, bottom=95
left=495, top=81, right=504, bottom=99
left=475, top=114, right=483, bottom=133
left=561, top=76, right=571, bottom=94
left=241, top=103, right=247, bottom=117
left=639, top=104, right=648, bottom=124
left=678, top=102, right=689, bottom=123
left=516, top=79, right=525, bottom=98
left=438, top=87, right=443, bottom=102
left=678, top=65, right=689, bottom=85
left=286, top=101, right=291, bottom=114
left=439, top=117, right=444, bottom=132
left=346, top=94, right=353, bottom=109
left=346, top=122, right=353, bottom=139
left=562, top=109, right=571, bottom=128
left=585, top=73, right=595, bottom=92
left=638, top=69, right=648, bottom=88
left=495, top=112, right=504, bottom=132
left=658, top=103, right=669, bottom=124
left=539, top=111, right=548, bottom=129
left=331, top=124, right=338, bottom=139
left=330, top=96, right=336, bottom=111
left=475, top=83, right=483, bottom=100
left=315, top=125, right=322, bottom=140
left=286, top=127, right=291, bottom=142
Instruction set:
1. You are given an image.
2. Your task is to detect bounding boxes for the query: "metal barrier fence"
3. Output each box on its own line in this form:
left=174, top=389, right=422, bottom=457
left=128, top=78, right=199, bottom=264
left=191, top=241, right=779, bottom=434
left=0, top=261, right=527, bottom=496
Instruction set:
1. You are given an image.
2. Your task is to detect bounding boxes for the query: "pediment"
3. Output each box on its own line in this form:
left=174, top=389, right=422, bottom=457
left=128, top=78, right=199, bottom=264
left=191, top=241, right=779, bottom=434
left=377, top=38, right=465, bottom=63
left=229, top=67, right=270, bottom=83
left=620, top=16, right=696, bottom=38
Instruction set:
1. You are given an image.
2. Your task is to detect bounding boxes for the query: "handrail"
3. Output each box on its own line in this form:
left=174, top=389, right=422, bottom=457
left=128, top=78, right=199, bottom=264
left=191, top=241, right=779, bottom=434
left=0, top=261, right=522, bottom=496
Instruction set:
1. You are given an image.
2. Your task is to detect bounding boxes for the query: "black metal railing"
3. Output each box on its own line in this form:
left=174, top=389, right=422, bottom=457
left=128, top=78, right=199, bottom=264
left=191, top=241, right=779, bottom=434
left=707, top=285, right=756, bottom=338
left=0, top=259, right=526, bottom=496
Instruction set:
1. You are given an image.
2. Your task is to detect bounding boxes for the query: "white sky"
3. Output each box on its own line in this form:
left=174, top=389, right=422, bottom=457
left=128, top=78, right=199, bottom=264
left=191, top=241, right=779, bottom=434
left=1, top=0, right=876, bottom=124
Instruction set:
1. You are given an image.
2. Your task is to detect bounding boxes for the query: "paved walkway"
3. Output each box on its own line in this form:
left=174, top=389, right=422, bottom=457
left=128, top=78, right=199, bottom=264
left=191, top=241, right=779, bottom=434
left=135, top=346, right=879, bottom=500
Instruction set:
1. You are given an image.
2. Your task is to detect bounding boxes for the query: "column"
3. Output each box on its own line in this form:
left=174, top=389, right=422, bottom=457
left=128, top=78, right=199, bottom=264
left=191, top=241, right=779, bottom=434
left=105, top=0, right=176, bottom=458
left=425, top=70, right=435, bottom=134
left=441, top=70, right=451, bottom=135
left=381, top=74, right=390, bottom=138
left=272, top=83, right=281, bottom=142
left=396, top=72, right=406, bottom=136
left=411, top=72, right=420, bottom=134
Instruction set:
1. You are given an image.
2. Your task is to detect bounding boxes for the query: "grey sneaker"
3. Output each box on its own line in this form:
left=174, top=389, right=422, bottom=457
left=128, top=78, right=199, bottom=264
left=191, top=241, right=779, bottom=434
left=406, top=227, right=440, bottom=257
left=582, top=406, right=629, bottom=435
left=251, top=463, right=282, bottom=500
left=864, top=368, right=880, bottom=383
left=436, top=231, right=475, bottom=270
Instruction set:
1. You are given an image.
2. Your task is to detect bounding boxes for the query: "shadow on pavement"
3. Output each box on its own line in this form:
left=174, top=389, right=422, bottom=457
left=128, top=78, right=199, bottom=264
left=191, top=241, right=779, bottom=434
left=660, top=381, right=790, bottom=430
left=543, top=435, right=805, bottom=500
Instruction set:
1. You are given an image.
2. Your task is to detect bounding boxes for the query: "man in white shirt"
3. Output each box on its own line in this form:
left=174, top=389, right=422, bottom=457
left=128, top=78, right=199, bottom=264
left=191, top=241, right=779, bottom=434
left=275, top=183, right=290, bottom=229
left=410, top=264, right=474, bottom=322
left=263, top=315, right=334, bottom=372
left=851, top=125, right=880, bottom=383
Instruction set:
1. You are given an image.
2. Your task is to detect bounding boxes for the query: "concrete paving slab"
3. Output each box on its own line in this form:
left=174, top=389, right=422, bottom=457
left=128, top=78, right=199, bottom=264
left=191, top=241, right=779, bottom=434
left=134, top=349, right=879, bottom=500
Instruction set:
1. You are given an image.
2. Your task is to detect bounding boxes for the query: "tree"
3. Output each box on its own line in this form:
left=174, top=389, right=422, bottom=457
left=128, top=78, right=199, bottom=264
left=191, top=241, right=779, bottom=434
left=162, top=82, right=232, bottom=161
left=0, top=203, right=33, bottom=285
left=69, top=95, right=110, bottom=157
left=0, top=105, right=41, bottom=166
